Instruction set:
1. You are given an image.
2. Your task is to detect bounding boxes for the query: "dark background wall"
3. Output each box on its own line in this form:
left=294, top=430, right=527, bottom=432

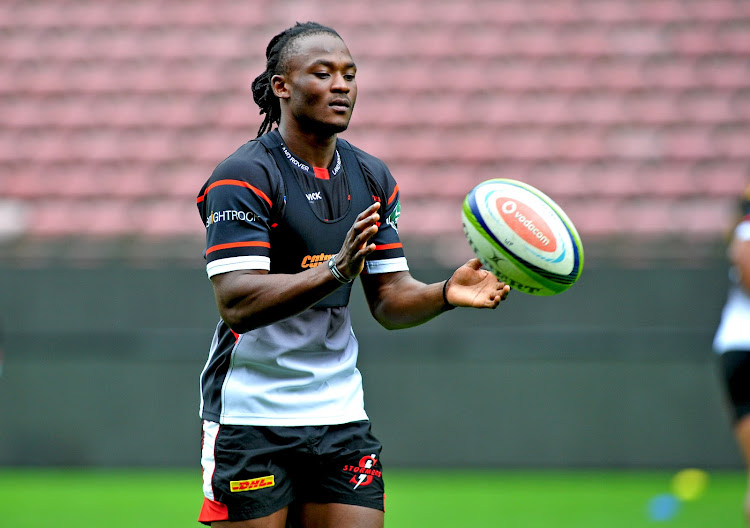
left=0, top=260, right=740, bottom=469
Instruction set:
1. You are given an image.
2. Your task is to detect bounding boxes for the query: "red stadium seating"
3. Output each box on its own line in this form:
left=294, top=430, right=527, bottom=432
left=0, top=0, right=748, bottom=264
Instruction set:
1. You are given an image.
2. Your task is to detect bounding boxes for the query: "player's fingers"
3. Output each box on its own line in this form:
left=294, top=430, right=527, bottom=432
left=464, top=258, right=483, bottom=270
left=487, top=285, right=509, bottom=308
left=355, top=223, right=378, bottom=247
left=489, top=293, right=502, bottom=309
left=343, top=209, right=379, bottom=252
left=347, top=204, right=379, bottom=236
left=356, top=242, right=378, bottom=260
left=356, top=202, right=380, bottom=220
left=353, top=211, right=380, bottom=235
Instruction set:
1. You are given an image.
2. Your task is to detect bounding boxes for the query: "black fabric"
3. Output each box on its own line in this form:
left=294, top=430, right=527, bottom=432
left=718, top=350, right=750, bottom=422
left=258, top=132, right=375, bottom=308
left=205, top=421, right=384, bottom=524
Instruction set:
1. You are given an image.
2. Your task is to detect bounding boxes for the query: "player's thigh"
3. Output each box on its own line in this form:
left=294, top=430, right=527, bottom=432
left=298, top=502, right=384, bottom=528
left=210, top=506, right=288, bottom=528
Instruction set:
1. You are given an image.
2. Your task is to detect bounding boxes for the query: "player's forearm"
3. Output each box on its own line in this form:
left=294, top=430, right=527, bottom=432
left=367, top=275, right=448, bottom=330
left=212, top=267, right=344, bottom=333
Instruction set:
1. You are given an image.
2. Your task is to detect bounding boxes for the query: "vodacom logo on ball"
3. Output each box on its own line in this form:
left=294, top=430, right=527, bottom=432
left=497, top=198, right=557, bottom=252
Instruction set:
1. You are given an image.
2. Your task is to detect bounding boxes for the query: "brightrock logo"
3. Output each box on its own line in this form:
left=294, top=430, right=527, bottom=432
left=206, top=210, right=259, bottom=227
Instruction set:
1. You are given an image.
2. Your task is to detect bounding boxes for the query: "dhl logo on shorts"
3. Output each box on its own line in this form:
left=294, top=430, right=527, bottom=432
left=230, top=475, right=275, bottom=492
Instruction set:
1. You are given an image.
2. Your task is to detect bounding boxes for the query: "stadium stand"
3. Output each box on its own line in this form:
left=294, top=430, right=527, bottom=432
left=0, top=0, right=748, bottom=264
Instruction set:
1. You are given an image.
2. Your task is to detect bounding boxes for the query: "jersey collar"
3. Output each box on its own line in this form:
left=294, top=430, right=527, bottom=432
left=279, top=142, right=342, bottom=180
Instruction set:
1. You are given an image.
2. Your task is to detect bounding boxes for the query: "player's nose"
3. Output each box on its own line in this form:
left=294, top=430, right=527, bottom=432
left=330, top=72, right=350, bottom=92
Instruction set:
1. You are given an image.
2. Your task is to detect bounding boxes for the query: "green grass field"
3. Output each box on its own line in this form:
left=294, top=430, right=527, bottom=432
left=0, top=468, right=745, bottom=527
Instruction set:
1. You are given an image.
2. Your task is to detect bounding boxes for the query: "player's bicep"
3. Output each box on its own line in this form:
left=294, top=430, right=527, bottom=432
left=211, top=268, right=268, bottom=308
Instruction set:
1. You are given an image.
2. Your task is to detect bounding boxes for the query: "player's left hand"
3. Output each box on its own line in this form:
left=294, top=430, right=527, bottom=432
left=444, top=258, right=511, bottom=309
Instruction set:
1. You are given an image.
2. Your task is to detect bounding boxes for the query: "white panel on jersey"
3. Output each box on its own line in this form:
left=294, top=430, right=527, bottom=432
left=215, top=307, right=369, bottom=426
left=207, top=255, right=270, bottom=277
left=364, top=257, right=409, bottom=275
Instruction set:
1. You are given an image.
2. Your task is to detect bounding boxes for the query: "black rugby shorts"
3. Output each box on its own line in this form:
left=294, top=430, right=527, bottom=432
left=199, top=420, right=385, bottom=525
left=719, top=350, right=750, bottom=423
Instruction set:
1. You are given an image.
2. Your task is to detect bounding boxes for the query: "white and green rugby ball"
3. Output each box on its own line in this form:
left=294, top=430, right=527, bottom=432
left=462, top=179, right=584, bottom=296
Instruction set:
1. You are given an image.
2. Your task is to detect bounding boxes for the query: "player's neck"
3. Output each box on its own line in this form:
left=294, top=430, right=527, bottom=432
left=278, top=122, right=336, bottom=169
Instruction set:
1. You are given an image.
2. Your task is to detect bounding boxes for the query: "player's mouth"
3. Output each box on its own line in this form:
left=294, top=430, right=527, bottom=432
left=329, top=98, right=351, bottom=112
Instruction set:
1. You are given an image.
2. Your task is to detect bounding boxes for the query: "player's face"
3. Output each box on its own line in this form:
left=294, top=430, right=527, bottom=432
left=277, top=33, right=357, bottom=136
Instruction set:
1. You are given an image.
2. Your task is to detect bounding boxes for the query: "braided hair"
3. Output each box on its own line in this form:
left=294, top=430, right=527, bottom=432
left=251, top=22, right=342, bottom=137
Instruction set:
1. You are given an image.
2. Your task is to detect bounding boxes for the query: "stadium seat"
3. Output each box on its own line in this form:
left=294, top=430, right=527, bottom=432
left=29, top=201, right=83, bottom=237
left=1, top=0, right=748, bottom=259
left=137, top=200, right=204, bottom=238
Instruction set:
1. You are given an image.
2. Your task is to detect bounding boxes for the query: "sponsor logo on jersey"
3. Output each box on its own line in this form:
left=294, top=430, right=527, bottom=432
left=305, top=191, right=323, bottom=201
left=386, top=201, right=401, bottom=233
left=230, top=475, right=275, bottom=492
left=343, top=454, right=380, bottom=489
left=497, top=198, right=557, bottom=252
left=330, top=150, right=342, bottom=176
left=281, top=145, right=310, bottom=172
left=281, top=144, right=341, bottom=177
left=301, top=253, right=335, bottom=268
left=206, top=210, right=259, bottom=227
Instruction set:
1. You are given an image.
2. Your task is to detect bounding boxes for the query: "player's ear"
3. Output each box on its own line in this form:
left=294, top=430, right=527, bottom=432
left=271, top=74, right=290, bottom=99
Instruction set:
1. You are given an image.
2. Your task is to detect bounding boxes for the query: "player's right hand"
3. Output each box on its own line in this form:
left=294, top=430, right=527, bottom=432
left=334, top=202, right=380, bottom=280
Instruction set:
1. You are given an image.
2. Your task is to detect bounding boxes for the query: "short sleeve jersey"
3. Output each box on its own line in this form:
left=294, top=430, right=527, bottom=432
left=196, top=130, right=408, bottom=426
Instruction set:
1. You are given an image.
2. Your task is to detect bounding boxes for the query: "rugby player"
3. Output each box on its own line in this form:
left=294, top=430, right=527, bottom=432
left=714, top=185, right=750, bottom=525
left=196, top=21, right=511, bottom=528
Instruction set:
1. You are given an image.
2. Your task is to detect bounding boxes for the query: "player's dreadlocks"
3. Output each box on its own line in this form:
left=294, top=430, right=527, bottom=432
left=251, top=22, right=341, bottom=137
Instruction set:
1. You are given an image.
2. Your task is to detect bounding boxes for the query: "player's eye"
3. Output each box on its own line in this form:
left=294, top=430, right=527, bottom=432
left=314, top=72, right=330, bottom=79
left=344, top=73, right=356, bottom=81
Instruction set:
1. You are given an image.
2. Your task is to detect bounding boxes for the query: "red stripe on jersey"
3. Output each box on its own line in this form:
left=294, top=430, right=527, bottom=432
left=387, top=184, right=399, bottom=205
left=374, top=243, right=403, bottom=251
left=198, top=498, right=229, bottom=523
left=206, top=241, right=271, bottom=254
left=197, top=179, right=273, bottom=207
left=313, top=167, right=330, bottom=180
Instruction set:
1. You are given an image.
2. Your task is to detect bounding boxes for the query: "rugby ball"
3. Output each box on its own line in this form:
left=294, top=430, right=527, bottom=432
left=462, top=179, right=583, bottom=296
